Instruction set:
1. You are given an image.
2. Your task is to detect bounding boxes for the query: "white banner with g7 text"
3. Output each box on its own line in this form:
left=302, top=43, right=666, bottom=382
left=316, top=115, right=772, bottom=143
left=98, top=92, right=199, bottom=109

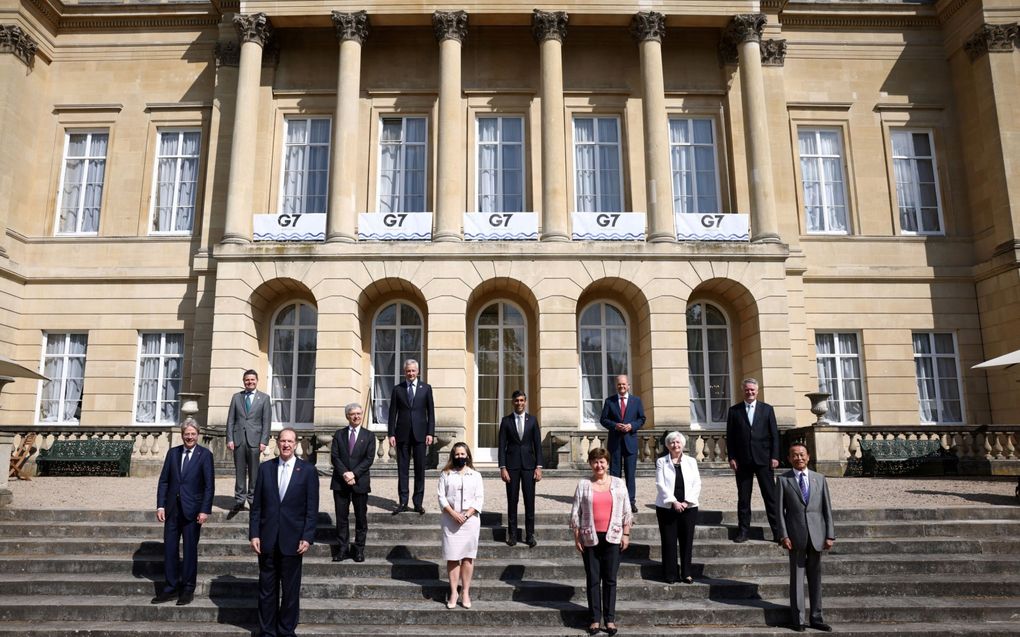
left=675, top=213, right=750, bottom=242
left=464, top=212, right=538, bottom=241
left=571, top=212, right=646, bottom=241
left=358, top=213, right=433, bottom=241
left=253, top=213, right=326, bottom=242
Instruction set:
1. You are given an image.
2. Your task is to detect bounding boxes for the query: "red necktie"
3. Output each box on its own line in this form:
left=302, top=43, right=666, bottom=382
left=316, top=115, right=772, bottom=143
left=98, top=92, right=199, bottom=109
left=620, top=396, right=627, bottom=419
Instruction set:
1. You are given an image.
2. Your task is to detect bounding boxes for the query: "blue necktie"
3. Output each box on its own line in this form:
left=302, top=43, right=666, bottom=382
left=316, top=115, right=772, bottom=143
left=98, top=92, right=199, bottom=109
left=799, top=472, right=809, bottom=502
left=181, top=449, right=192, bottom=473
left=407, top=383, right=414, bottom=403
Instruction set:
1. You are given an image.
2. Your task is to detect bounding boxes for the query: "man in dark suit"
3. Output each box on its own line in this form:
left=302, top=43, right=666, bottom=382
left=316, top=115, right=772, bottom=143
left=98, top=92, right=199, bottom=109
left=498, top=389, right=543, bottom=547
left=227, top=369, right=272, bottom=511
left=600, top=374, right=646, bottom=513
left=250, top=428, right=319, bottom=637
left=330, top=402, right=376, bottom=562
left=153, top=418, right=214, bottom=606
left=726, top=377, right=781, bottom=542
left=777, top=443, right=835, bottom=632
left=386, top=358, right=435, bottom=514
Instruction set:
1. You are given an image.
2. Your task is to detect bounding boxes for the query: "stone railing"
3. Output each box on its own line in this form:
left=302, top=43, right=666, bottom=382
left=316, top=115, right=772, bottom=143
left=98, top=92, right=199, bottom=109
left=548, top=428, right=731, bottom=470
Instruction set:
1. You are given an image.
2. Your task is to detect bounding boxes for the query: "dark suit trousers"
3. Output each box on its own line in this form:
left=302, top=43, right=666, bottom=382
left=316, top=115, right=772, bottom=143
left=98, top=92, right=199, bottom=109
left=162, top=507, right=202, bottom=593
left=395, top=440, right=426, bottom=508
left=333, top=489, right=369, bottom=552
left=581, top=532, right=620, bottom=624
left=788, top=545, right=823, bottom=625
left=258, top=547, right=303, bottom=637
left=234, top=444, right=261, bottom=504
left=735, top=463, right=779, bottom=537
left=609, top=448, right=638, bottom=505
left=655, top=505, right=698, bottom=581
left=505, top=468, right=536, bottom=537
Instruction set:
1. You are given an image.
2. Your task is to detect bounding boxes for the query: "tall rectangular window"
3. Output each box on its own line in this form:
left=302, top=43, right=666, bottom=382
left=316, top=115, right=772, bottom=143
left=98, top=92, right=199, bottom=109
left=669, top=118, right=719, bottom=213
left=912, top=332, right=963, bottom=424
left=378, top=117, right=427, bottom=213
left=151, top=129, right=201, bottom=233
left=799, top=128, right=849, bottom=234
left=135, top=332, right=184, bottom=424
left=38, top=333, right=88, bottom=424
left=815, top=332, right=863, bottom=424
left=892, top=130, right=942, bottom=235
left=574, top=116, right=622, bottom=212
left=477, top=116, right=524, bottom=212
left=280, top=117, right=331, bottom=214
left=56, top=131, right=108, bottom=235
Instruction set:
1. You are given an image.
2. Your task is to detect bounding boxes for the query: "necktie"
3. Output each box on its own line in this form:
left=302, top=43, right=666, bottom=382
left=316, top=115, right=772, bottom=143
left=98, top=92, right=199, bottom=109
left=620, top=396, right=627, bottom=419
left=799, top=472, right=809, bottom=502
left=747, top=403, right=754, bottom=427
left=245, top=392, right=252, bottom=413
left=181, top=449, right=191, bottom=472
left=279, top=461, right=290, bottom=501
left=517, top=415, right=524, bottom=439
left=348, top=428, right=357, bottom=454
left=407, top=382, right=415, bottom=403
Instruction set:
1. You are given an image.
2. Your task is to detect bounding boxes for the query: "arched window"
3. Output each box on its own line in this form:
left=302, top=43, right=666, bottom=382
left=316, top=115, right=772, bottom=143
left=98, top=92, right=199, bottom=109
left=687, top=301, right=731, bottom=426
left=371, top=301, right=424, bottom=425
left=476, top=302, right=526, bottom=459
left=579, top=302, right=630, bottom=425
left=270, top=302, right=317, bottom=427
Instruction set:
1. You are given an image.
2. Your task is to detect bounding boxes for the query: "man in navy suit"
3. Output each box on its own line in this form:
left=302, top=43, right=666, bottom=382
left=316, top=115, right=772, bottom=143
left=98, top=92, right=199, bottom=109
left=726, top=377, right=781, bottom=543
left=498, top=389, right=543, bottom=547
left=600, top=374, right=646, bottom=513
left=330, top=402, right=376, bottom=562
left=153, top=418, right=214, bottom=606
left=387, top=359, right=435, bottom=514
left=250, top=428, right=319, bottom=637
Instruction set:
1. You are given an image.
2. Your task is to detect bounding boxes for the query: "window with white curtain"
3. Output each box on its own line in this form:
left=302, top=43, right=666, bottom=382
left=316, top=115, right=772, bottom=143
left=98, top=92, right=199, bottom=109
left=815, top=332, right=864, bottom=423
left=579, top=302, right=630, bottom=425
left=38, top=333, right=88, bottom=424
left=151, top=129, right=201, bottom=233
left=477, top=116, right=524, bottom=212
left=574, top=116, right=623, bottom=212
left=371, top=302, right=424, bottom=426
left=135, top=332, right=183, bottom=424
left=669, top=118, right=720, bottom=213
left=280, top=117, right=331, bottom=214
left=912, top=332, right=963, bottom=424
left=476, top=302, right=526, bottom=451
left=687, top=302, right=730, bottom=426
left=378, top=117, right=427, bottom=213
left=271, top=302, right=317, bottom=427
left=798, top=128, right=849, bottom=234
left=56, top=131, right=108, bottom=235
left=892, top=130, right=943, bottom=235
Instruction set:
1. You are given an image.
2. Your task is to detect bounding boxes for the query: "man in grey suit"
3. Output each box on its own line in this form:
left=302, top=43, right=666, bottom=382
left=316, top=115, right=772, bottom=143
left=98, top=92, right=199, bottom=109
left=227, top=369, right=272, bottom=512
left=776, top=443, right=835, bottom=632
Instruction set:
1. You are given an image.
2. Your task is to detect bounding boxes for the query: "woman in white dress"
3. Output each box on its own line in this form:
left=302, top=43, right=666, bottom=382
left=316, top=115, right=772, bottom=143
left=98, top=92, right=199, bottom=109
left=437, top=442, right=483, bottom=609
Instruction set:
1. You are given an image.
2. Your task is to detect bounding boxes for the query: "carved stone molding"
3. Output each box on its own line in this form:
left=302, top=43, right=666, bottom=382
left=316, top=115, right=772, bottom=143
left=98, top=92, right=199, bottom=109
left=233, top=12, right=273, bottom=47
left=432, top=10, right=467, bottom=44
left=214, top=40, right=240, bottom=67
left=630, top=11, right=666, bottom=43
left=332, top=10, right=370, bottom=44
left=965, top=23, right=1018, bottom=60
left=760, top=38, right=787, bottom=66
left=532, top=9, right=568, bottom=43
left=719, top=14, right=767, bottom=66
left=0, top=24, right=39, bottom=68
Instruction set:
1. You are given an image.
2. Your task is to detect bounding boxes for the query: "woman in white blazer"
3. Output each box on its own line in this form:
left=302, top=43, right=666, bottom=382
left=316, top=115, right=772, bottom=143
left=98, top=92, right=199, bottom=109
left=655, top=431, right=702, bottom=584
left=437, top=442, right=483, bottom=609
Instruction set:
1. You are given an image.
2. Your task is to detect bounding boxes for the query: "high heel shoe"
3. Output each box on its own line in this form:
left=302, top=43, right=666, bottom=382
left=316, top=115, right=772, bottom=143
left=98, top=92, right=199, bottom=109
left=586, top=624, right=601, bottom=635
left=460, top=596, right=472, bottom=609
left=445, top=592, right=458, bottom=609
left=605, top=623, right=618, bottom=636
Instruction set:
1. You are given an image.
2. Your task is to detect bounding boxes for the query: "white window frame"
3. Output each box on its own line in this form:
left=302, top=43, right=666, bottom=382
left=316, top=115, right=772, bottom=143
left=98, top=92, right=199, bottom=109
left=912, top=331, right=965, bottom=424
left=814, top=331, right=865, bottom=425
left=132, top=332, right=184, bottom=425
left=474, top=300, right=528, bottom=461
left=475, top=115, right=526, bottom=213
left=798, top=127, right=850, bottom=235
left=573, top=115, right=624, bottom=213
left=278, top=116, right=332, bottom=215
left=668, top=117, right=721, bottom=214
left=149, top=128, right=202, bottom=235
left=686, top=301, right=733, bottom=429
left=370, top=301, right=425, bottom=429
left=54, top=129, right=109, bottom=236
left=892, top=129, right=944, bottom=236
left=376, top=116, right=428, bottom=213
left=578, top=301, right=632, bottom=429
left=269, top=301, right=317, bottom=429
left=36, top=332, right=88, bottom=425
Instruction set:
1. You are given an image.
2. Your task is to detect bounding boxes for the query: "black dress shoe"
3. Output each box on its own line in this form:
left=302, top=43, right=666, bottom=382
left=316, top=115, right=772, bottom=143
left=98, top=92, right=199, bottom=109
left=733, top=533, right=749, bottom=543
left=789, top=624, right=806, bottom=632
left=630, top=503, right=638, bottom=514
left=332, top=548, right=348, bottom=562
left=414, top=505, right=426, bottom=515
left=392, top=504, right=409, bottom=515
left=682, top=576, right=694, bottom=584
left=525, top=535, right=538, bottom=548
left=506, top=536, right=517, bottom=547
left=353, top=549, right=365, bottom=563
left=176, top=591, right=194, bottom=606
left=809, top=621, right=832, bottom=632
left=150, top=590, right=176, bottom=604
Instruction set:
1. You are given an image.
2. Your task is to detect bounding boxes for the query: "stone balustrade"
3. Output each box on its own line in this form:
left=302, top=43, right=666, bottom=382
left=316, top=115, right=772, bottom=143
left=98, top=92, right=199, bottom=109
left=549, top=428, right=731, bottom=470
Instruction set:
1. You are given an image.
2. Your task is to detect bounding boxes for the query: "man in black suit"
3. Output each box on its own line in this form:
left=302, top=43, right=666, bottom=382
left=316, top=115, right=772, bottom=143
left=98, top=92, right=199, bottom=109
left=600, top=374, right=646, bottom=513
left=153, top=418, right=214, bottom=606
left=386, top=358, right=435, bottom=514
left=498, top=389, right=543, bottom=547
left=250, top=428, right=319, bottom=637
left=330, top=402, right=376, bottom=562
left=726, top=377, right=781, bottom=543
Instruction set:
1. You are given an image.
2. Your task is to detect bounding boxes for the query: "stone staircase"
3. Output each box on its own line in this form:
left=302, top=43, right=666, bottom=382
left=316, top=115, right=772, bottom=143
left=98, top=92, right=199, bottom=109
left=0, top=505, right=1019, bottom=635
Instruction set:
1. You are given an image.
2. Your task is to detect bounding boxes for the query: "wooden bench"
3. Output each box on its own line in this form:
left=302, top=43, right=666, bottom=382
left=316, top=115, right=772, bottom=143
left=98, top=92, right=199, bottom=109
left=35, top=439, right=135, bottom=477
left=859, top=438, right=957, bottom=477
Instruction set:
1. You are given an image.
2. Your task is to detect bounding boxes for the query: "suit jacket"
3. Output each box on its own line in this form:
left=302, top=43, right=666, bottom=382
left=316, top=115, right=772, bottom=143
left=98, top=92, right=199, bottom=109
left=725, top=400, right=780, bottom=467
left=497, top=412, right=543, bottom=471
left=329, top=426, right=377, bottom=494
left=387, top=380, right=435, bottom=444
left=156, top=444, right=214, bottom=520
left=776, top=468, right=835, bottom=552
left=226, top=389, right=273, bottom=448
left=599, top=394, right=646, bottom=455
left=249, top=456, right=320, bottom=556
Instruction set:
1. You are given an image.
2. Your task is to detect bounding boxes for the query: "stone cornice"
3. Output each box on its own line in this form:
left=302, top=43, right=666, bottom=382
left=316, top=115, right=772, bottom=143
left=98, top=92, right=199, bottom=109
left=630, top=11, right=665, bottom=44
left=964, top=23, right=1018, bottom=61
left=25, top=0, right=220, bottom=34
left=234, top=12, right=273, bottom=47
left=532, top=9, right=568, bottom=44
left=432, top=10, right=467, bottom=44
left=0, top=24, right=39, bottom=68
left=760, top=38, right=787, bottom=67
left=332, top=10, right=370, bottom=44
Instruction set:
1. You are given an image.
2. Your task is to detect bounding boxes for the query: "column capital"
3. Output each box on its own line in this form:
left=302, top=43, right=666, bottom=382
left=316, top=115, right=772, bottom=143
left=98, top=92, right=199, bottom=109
left=630, top=11, right=666, bottom=44
left=0, top=24, right=39, bottom=68
left=964, top=23, right=1018, bottom=60
left=433, top=10, right=468, bottom=44
left=532, top=9, right=568, bottom=43
left=760, top=38, right=787, bottom=67
left=332, top=10, right=370, bottom=44
left=725, top=13, right=766, bottom=45
left=233, top=12, right=274, bottom=47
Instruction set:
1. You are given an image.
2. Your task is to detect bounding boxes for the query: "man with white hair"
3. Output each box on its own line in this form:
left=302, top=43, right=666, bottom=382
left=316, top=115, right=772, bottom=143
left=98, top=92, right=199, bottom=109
left=387, top=359, right=435, bottom=514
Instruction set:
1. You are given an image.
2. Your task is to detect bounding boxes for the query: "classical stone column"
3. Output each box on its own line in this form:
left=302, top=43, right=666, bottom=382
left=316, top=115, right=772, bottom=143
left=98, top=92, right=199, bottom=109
left=532, top=10, right=570, bottom=242
left=432, top=10, right=468, bottom=242
left=221, top=13, right=273, bottom=244
left=631, top=12, right=675, bottom=243
left=328, top=11, right=370, bottom=243
left=725, top=14, right=780, bottom=243
left=0, top=25, right=38, bottom=258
